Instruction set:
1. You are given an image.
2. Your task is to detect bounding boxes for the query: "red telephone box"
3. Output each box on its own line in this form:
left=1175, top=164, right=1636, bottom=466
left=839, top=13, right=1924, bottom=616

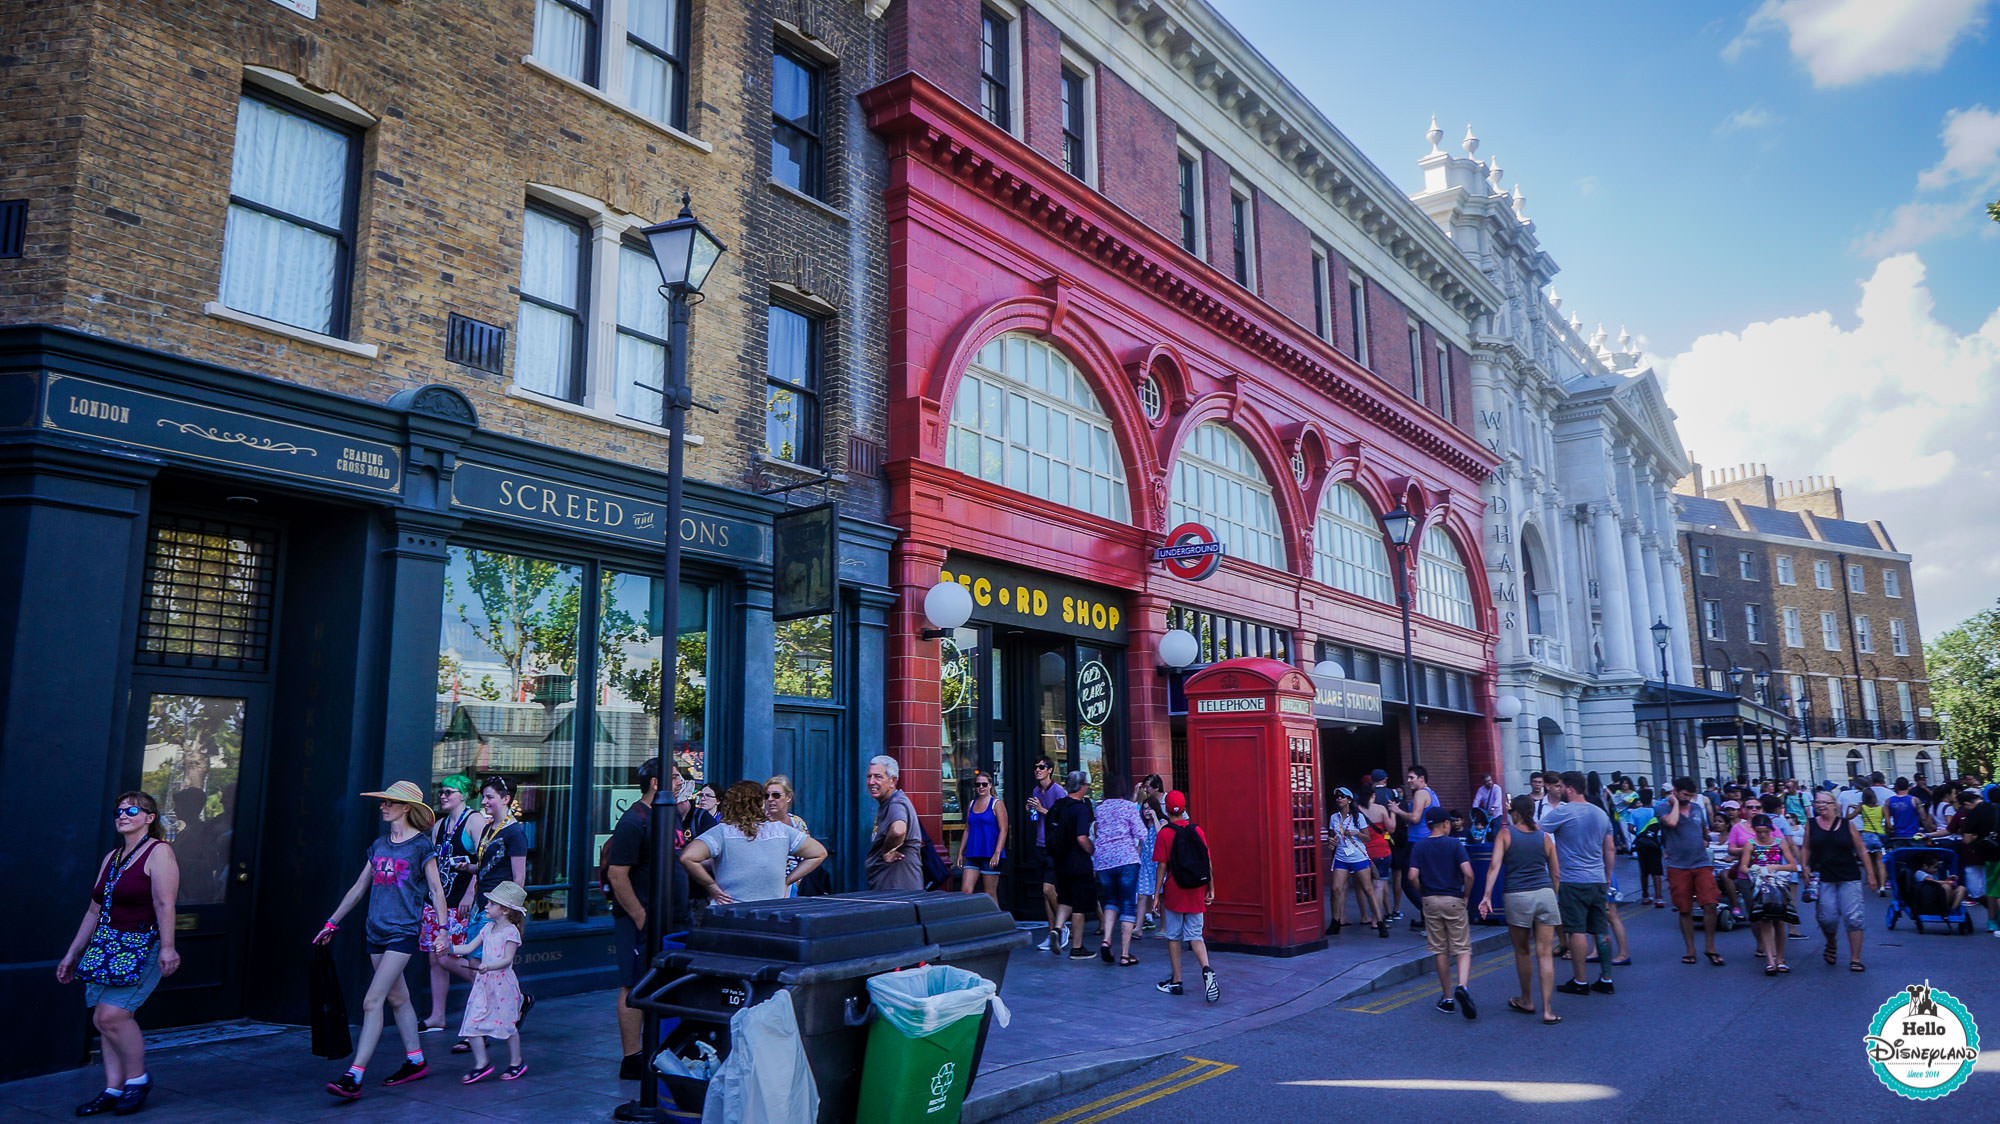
left=1181, top=657, right=1324, bottom=955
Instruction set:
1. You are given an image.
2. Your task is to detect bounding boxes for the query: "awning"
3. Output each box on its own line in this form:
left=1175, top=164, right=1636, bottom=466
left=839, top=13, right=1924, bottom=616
left=1631, top=682, right=1790, bottom=736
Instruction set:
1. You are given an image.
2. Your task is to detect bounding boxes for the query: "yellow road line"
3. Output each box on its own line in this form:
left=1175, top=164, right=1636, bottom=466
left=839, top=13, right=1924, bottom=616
left=1340, top=951, right=1513, bottom=1013
left=1061, top=1059, right=1239, bottom=1124
left=1038, top=1059, right=1223, bottom=1124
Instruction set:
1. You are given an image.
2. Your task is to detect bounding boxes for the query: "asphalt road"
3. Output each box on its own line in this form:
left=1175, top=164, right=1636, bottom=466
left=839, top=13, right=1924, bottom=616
left=996, top=894, right=2000, bottom=1123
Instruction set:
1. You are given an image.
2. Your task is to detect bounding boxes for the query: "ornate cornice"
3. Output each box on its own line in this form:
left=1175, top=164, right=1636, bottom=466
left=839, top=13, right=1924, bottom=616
left=863, top=74, right=1499, bottom=485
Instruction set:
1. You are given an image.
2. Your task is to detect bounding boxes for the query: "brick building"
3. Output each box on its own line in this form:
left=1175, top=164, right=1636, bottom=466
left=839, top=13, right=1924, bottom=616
left=0, top=0, right=892, bottom=1079
left=1675, top=464, right=1945, bottom=785
left=868, top=0, right=1503, bottom=926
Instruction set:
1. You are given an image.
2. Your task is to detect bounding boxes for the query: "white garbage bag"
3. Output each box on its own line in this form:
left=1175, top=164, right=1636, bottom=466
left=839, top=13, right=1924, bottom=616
left=701, top=991, right=819, bottom=1124
left=864, top=964, right=1011, bottom=1038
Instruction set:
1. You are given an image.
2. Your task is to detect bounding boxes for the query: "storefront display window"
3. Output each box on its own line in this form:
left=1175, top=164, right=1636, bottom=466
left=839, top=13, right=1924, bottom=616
left=774, top=613, right=834, bottom=700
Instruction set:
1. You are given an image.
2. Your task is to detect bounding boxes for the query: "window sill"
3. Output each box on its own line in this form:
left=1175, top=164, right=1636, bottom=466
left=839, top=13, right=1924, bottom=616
left=521, top=57, right=713, bottom=154
left=505, top=385, right=705, bottom=445
left=766, top=179, right=848, bottom=222
left=202, top=302, right=380, bottom=358
left=753, top=453, right=843, bottom=479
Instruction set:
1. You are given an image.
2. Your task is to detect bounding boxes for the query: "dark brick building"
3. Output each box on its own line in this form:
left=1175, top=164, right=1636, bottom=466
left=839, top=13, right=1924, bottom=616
left=1676, top=463, right=1945, bottom=785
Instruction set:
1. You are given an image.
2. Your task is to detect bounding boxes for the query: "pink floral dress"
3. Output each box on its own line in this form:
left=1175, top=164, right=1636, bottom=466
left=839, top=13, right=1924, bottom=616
left=458, top=922, right=522, bottom=1039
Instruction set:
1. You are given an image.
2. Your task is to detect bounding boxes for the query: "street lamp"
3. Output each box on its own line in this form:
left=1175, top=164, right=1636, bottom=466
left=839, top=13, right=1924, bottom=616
left=620, top=193, right=724, bottom=1124
left=920, top=579, right=973, bottom=641
left=1158, top=628, right=1200, bottom=672
left=1382, top=507, right=1420, bottom=771
left=1651, top=618, right=1675, bottom=778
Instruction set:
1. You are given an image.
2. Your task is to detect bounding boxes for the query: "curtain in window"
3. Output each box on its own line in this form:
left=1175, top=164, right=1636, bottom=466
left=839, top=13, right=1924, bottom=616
left=625, top=0, right=680, bottom=124
left=516, top=211, right=582, bottom=400
left=220, top=98, right=348, bottom=334
left=533, top=0, right=591, bottom=82
left=615, top=244, right=667, bottom=424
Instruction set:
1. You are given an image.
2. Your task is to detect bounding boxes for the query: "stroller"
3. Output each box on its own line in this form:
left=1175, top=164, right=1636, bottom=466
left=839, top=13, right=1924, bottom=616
left=1883, top=846, right=1975, bottom=934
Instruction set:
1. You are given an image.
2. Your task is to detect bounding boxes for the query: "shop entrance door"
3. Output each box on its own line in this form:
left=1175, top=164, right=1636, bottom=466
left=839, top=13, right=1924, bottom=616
left=123, top=677, right=270, bottom=1028
left=1000, top=637, right=1071, bottom=919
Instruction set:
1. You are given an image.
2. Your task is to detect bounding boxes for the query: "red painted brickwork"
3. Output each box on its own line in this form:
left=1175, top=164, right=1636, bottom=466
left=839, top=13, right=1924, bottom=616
left=1253, top=189, right=1315, bottom=331
left=1202, top=149, right=1239, bottom=285
left=1018, top=7, right=1065, bottom=166
left=890, top=0, right=980, bottom=108
left=1093, top=66, right=1178, bottom=239
left=1325, top=249, right=1356, bottom=359
left=1449, top=344, right=1473, bottom=435
left=1367, top=279, right=1416, bottom=398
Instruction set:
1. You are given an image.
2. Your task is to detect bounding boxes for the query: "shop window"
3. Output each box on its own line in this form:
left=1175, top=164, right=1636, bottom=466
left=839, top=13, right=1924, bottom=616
left=772, top=45, right=824, bottom=198
left=136, top=515, right=279, bottom=673
left=434, top=547, right=712, bottom=922
left=774, top=614, right=835, bottom=699
left=1313, top=483, right=1394, bottom=604
left=1416, top=528, right=1475, bottom=628
left=220, top=92, right=359, bottom=337
left=947, top=332, right=1130, bottom=521
left=1170, top=421, right=1282, bottom=571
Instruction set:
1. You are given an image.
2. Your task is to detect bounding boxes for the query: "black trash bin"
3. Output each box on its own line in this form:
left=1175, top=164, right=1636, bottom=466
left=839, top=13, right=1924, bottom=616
left=628, top=891, right=1023, bottom=1122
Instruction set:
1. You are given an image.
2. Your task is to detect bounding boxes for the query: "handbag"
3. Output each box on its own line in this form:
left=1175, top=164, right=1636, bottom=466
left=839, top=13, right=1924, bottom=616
left=309, top=943, right=354, bottom=1059
left=76, top=842, right=159, bottom=989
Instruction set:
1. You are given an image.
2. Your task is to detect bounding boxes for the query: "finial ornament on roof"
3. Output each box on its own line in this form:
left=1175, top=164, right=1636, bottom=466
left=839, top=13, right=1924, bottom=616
left=1549, top=287, right=1562, bottom=311
left=1569, top=311, right=1583, bottom=332
left=1462, top=123, right=1479, bottom=158
left=1426, top=115, right=1443, bottom=153
left=1511, top=184, right=1526, bottom=218
left=1617, top=326, right=1633, bottom=352
left=1487, top=155, right=1503, bottom=191
left=1591, top=323, right=1608, bottom=349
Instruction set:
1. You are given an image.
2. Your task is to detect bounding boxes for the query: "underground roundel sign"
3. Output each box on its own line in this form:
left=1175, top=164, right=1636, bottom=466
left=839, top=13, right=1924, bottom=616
left=1155, top=522, right=1224, bottom=581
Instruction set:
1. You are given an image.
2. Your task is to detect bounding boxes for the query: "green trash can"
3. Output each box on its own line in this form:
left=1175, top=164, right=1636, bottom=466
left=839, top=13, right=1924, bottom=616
left=856, top=964, right=1009, bottom=1122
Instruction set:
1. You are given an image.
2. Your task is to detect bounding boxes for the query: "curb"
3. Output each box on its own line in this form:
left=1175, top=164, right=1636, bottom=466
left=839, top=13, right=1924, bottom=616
left=961, top=925, right=1515, bottom=1122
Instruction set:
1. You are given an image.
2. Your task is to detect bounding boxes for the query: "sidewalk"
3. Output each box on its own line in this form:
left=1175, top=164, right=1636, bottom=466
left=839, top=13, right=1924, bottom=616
left=0, top=917, right=1504, bottom=1122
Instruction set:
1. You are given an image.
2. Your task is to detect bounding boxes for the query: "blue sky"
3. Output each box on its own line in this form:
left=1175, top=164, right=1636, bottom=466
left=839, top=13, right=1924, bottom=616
left=1214, top=0, right=2000, bottom=633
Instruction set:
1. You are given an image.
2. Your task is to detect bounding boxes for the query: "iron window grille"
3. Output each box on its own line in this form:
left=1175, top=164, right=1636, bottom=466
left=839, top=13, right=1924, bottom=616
left=446, top=313, right=507, bottom=374
left=137, top=515, right=279, bottom=673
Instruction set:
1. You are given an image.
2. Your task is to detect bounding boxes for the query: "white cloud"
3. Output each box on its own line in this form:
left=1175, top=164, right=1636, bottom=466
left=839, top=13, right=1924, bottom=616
left=1852, top=199, right=1977, bottom=256
left=1718, top=106, right=1781, bottom=133
left=1660, top=254, right=2000, bottom=630
left=1578, top=175, right=1599, bottom=196
left=1724, top=0, right=1993, bottom=86
left=1917, top=104, right=2000, bottom=189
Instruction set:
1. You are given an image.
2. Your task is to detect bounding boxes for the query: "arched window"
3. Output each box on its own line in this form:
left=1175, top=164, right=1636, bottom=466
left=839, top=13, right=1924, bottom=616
left=1417, top=527, right=1475, bottom=628
left=946, top=333, right=1129, bottom=521
left=1170, top=422, right=1282, bottom=570
left=1520, top=541, right=1544, bottom=635
left=1313, top=483, right=1392, bottom=603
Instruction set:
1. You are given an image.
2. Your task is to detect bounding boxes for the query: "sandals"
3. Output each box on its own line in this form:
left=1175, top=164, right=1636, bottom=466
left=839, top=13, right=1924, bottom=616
left=451, top=1040, right=473, bottom=1055
left=1542, top=1015, right=1563, bottom=1026
left=462, top=1065, right=495, bottom=1085
left=1823, top=942, right=1838, bottom=966
left=1851, top=961, right=1866, bottom=972
left=1706, top=952, right=1726, bottom=967
left=1777, top=964, right=1791, bottom=973
left=1681, top=954, right=1699, bottom=965
left=1764, top=964, right=1779, bottom=976
left=1118, top=955, right=1139, bottom=967
left=1507, top=998, right=1535, bottom=1015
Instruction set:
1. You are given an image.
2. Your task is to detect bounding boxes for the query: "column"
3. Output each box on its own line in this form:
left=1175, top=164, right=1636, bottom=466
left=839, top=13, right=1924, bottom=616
left=1663, top=549, right=1695, bottom=683
left=1641, top=540, right=1669, bottom=668
left=887, top=539, right=947, bottom=824
left=733, top=574, right=777, bottom=786
left=1591, top=503, right=1638, bottom=674
left=1622, top=522, right=1656, bottom=676
left=1126, top=590, right=1174, bottom=787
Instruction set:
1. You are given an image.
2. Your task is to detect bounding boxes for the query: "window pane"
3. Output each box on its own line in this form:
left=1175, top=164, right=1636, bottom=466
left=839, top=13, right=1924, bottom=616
left=516, top=302, right=577, bottom=398
left=221, top=205, right=339, bottom=333
left=615, top=334, right=665, bottom=425
left=231, top=98, right=348, bottom=228
left=774, top=614, right=834, bottom=700
left=522, top=211, right=582, bottom=307
left=629, top=0, right=678, bottom=52
left=773, top=51, right=814, bottom=127
left=534, top=0, right=592, bottom=82
left=772, top=124, right=812, bottom=193
left=625, top=44, right=679, bottom=124
left=618, top=244, right=667, bottom=338
left=435, top=547, right=584, bottom=921
left=584, top=570, right=670, bottom=918
left=766, top=384, right=802, bottom=461
left=142, top=694, right=246, bottom=907
left=768, top=306, right=811, bottom=387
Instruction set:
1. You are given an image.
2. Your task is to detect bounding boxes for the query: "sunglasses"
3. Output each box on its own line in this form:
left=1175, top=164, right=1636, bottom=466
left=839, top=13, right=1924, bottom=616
left=114, top=805, right=149, bottom=818
left=765, top=791, right=785, bottom=800
left=975, top=781, right=991, bottom=789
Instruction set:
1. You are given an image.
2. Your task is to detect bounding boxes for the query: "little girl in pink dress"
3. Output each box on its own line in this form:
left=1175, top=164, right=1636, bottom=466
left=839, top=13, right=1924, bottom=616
left=451, top=881, right=527, bottom=1082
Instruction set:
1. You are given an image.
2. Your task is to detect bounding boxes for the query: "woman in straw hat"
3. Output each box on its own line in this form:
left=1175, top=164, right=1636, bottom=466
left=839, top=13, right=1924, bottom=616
left=313, top=781, right=451, bottom=1101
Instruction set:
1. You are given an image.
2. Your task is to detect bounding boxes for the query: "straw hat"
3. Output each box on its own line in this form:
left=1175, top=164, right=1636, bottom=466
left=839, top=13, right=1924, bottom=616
left=486, top=881, right=529, bottom=914
left=361, top=780, right=429, bottom=806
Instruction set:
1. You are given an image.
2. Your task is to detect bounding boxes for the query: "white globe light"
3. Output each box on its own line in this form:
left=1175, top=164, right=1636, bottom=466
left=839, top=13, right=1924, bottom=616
left=1493, top=694, right=1523, bottom=720
left=1313, top=660, right=1347, bottom=680
left=1158, top=628, right=1200, bottom=670
left=922, top=580, right=973, bottom=631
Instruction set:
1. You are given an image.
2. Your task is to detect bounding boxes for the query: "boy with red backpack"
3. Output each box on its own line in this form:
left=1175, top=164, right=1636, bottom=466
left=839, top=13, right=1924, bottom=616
left=1152, top=790, right=1219, bottom=1003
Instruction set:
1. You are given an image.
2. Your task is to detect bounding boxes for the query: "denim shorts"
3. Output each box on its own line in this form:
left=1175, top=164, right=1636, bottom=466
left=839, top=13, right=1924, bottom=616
left=83, top=944, right=162, bottom=1012
left=1095, top=863, right=1139, bottom=916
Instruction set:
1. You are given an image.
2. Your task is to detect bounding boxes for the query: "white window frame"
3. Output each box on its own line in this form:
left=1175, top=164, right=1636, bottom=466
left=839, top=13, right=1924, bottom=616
left=1847, top=563, right=1865, bottom=594
left=1175, top=135, right=1205, bottom=258
left=1310, top=243, right=1332, bottom=342
left=1782, top=606, right=1802, bottom=648
left=525, top=0, right=706, bottom=148
left=1856, top=614, right=1873, bottom=653
left=1897, top=681, right=1914, bottom=723
left=1775, top=554, right=1795, bottom=585
left=1313, top=483, right=1394, bottom=604
left=1814, top=559, right=1833, bottom=589
left=1057, top=44, right=1096, bottom=185
left=947, top=332, right=1129, bottom=522
left=1820, top=610, right=1840, bottom=651
left=1171, top=422, right=1283, bottom=571
left=1696, top=545, right=1716, bottom=576
left=1417, top=528, right=1476, bottom=628
left=510, top=184, right=688, bottom=436
left=218, top=90, right=362, bottom=342
left=1890, top=617, right=1909, bottom=656
left=1738, top=551, right=1755, bottom=580
left=1347, top=272, right=1370, bottom=366
left=1744, top=603, right=1764, bottom=644
left=1406, top=321, right=1425, bottom=406
left=1227, top=179, right=1256, bottom=289
left=1435, top=340, right=1452, bottom=421
left=1826, top=676, right=1846, bottom=733
left=1883, top=569, right=1902, bottom=598
left=978, top=1, right=1025, bottom=138
left=1861, top=679, right=1880, bottom=722
left=1702, top=599, right=1724, bottom=641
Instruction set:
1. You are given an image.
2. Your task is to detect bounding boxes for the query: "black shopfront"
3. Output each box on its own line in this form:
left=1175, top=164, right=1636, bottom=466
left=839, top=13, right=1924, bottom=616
left=0, top=327, right=894, bottom=1080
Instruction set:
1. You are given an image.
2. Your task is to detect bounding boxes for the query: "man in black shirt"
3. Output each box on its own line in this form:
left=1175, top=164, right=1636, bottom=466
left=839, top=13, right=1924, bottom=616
left=605, top=758, right=675, bottom=1081
left=1048, top=771, right=1098, bottom=958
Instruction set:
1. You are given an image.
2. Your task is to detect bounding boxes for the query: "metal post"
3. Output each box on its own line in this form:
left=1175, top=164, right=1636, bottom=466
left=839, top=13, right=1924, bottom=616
left=617, top=289, right=692, bottom=1124
left=1656, top=639, right=1676, bottom=780
left=1395, top=540, right=1421, bottom=772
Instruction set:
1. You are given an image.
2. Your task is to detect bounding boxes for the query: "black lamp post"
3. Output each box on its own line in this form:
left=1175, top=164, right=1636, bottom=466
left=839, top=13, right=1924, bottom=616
left=1382, top=506, right=1420, bottom=771
left=618, top=193, right=724, bottom=1124
left=1650, top=618, right=1674, bottom=779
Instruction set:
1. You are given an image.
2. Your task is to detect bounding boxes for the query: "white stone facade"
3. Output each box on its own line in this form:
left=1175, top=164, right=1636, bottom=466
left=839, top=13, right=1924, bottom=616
left=1410, top=121, right=1693, bottom=791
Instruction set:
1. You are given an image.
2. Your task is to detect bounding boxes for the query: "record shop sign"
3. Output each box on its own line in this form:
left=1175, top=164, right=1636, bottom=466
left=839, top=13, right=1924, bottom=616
left=451, top=462, right=767, bottom=565
left=41, top=374, right=403, bottom=494
left=938, top=555, right=1125, bottom=642
left=1076, top=660, right=1114, bottom=727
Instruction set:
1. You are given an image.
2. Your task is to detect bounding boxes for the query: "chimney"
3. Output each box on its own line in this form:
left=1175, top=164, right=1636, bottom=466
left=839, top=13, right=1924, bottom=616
left=1774, top=474, right=1843, bottom=520
left=1674, top=454, right=1705, bottom=497
left=1704, top=462, right=1776, bottom=508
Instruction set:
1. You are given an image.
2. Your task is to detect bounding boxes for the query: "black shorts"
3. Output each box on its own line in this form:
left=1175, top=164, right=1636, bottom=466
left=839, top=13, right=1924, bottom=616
left=367, top=934, right=421, bottom=956
left=1055, top=871, right=1099, bottom=913
left=614, top=914, right=648, bottom=990
left=1029, top=845, right=1055, bottom=885
left=1637, top=846, right=1664, bottom=876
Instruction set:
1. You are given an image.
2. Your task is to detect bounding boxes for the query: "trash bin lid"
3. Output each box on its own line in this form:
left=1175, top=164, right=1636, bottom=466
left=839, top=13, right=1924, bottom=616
left=685, top=896, right=931, bottom=964
left=831, top=890, right=1018, bottom=945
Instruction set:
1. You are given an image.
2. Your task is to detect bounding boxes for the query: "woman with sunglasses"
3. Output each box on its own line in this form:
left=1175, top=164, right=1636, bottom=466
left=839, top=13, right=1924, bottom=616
left=313, top=782, right=451, bottom=1100
left=57, top=792, right=180, bottom=1116
left=764, top=775, right=812, bottom=896
left=1325, top=788, right=1380, bottom=936
left=420, top=775, right=486, bottom=1033
left=956, top=772, right=1009, bottom=903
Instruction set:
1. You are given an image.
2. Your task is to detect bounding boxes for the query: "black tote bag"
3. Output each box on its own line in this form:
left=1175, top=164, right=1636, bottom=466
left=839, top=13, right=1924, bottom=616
left=309, top=943, right=353, bottom=1059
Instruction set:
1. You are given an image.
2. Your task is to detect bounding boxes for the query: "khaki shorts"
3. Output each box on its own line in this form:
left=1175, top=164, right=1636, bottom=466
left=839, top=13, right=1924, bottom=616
left=1503, top=887, right=1561, bottom=929
left=1421, top=895, right=1470, bottom=956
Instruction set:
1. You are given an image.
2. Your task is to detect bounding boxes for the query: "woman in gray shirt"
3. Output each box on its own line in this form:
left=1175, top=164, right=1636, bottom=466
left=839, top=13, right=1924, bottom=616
left=681, top=782, right=828, bottom=904
left=1479, top=795, right=1563, bottom=1024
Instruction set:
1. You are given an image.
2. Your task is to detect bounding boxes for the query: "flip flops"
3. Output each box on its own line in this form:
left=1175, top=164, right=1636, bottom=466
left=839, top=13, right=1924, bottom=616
left=1706, top=952, right=1726, bottom=966
left=1507, top=998, right=1535, bottom=1015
